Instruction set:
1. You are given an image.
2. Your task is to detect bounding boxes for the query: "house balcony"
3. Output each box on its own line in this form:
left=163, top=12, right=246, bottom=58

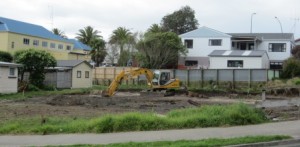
left=230, top=35, right=261, bottom=51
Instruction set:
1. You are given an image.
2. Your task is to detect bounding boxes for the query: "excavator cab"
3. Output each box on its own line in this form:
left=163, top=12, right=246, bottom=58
left=152, top=70, right=171, bottom=86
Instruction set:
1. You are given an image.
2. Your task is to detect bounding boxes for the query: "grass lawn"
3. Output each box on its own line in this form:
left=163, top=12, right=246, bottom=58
left=46, top=135, right=291, bottom=147
left=0, top=103, right=267, bottom=134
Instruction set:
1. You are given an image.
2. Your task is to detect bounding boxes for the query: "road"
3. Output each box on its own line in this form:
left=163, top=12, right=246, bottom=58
left=0, top=120, right=300, bottom=146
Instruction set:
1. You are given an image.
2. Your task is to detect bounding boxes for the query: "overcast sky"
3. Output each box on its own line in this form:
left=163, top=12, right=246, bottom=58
left=1, top=0, right=300, bottom=40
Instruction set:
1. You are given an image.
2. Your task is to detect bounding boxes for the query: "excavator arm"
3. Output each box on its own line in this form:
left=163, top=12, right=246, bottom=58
left=102, top=68, right=154, bottom=97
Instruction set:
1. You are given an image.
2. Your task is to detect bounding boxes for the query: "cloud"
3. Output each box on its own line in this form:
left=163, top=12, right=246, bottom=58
left=0, top=0, right=299, bottom=40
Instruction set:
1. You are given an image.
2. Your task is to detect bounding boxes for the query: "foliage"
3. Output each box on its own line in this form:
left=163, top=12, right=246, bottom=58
left=76, top=26, right=101, bottom=46
left=0, top=51, right=13, bottom=62
left=161, top=5, right=199, bottom=35
left=50, top=135, right=291, bottom=147
left=146, top=24, right=165, bottom=34
left=281, top=57, right=300, bottom=78
left=117, top=50, right=131, bottom=66
left=52, top=28, right=67, bottom=38
left=90, top=38, right=107, bottom=67
left=105, top=44, right=119, bottom=65
left=109, top=27, right=136, bottom=66
left=136, top=31, right=186, bottom=69
left=291, top=45, right=300, bottom=58
left=14, top=49, right=56, bottom=87
left=0, top=103, right=267, bottom=134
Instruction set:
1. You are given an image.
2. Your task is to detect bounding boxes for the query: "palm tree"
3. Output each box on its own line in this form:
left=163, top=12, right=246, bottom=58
left=52, top=28, right=67, bottom=38
left=76, top=26, right=101, bottom=46
left=147, top=24, right=164, bottom=34
left=109, top=27, right=132, bottom=53
left=90, top=38, right=107, bottom=67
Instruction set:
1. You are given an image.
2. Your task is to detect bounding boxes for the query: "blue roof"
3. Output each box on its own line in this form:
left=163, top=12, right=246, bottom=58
left=180, top=26, right=231, bottom=38
left=69, top=39, right=92, bottom=51
left=0, top=17, right=70, bottom=43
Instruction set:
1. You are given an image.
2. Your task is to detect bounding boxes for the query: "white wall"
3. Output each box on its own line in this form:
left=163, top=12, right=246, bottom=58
left=209, top=57, right=266, bottom=69
left=0, top=67, right=18, bottom=93
left=182, top=37, right=231, bottom=57
left=257, top=40, right=292, bottom=61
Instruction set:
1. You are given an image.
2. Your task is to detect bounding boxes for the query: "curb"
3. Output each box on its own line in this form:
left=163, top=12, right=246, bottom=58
left=227, top=138, right=300, bottom=147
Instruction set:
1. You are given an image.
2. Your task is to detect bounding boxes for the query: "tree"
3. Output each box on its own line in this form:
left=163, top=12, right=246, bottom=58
left=291, top=45, right=300, bottom=58
left=76, top=26, right=101, bottom=46
left=52, top=28, right=67, bottom=38
left=0, top=51, right=13, bottom=62
left=14, top=49, right=56, bottom=87
left=105, top=44, right=119, bottom=65
left=281, top=57, right=300, bottom=78
left=109, top=27, right=134, bottom=66
left=147, top=24, right=165, bottom=34
left=161, top=5, right=199, bottom=35
left=90, top=38, right=107, bottom=67
left=136, top=32, right=186, bottom=69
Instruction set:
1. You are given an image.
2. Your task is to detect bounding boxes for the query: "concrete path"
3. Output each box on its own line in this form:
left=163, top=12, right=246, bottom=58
left=1, top=120, right=300, bottom=147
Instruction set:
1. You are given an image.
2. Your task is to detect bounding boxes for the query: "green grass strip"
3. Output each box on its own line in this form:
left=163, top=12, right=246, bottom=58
left=46, top=135, right=291, bottom=147
left=0, top=103, right=267, bottom=134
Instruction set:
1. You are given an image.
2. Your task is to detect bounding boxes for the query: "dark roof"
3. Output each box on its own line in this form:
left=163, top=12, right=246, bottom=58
left=0, top=61, right=22, bottom=67
left=69, top=39, right=92, bottom=51
left=208, top=50, right=267, bottom=57
left=0, top=17, right=71, bottom=43
left=56, top=60, right=92, bottom=68
left=228, top=33, right=294, bottom=40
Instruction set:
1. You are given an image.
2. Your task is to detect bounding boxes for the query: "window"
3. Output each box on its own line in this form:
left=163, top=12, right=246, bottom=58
left=33, top=40, right=39, bottom=46
left=50, top=43, right=56, bottom=49
left=185, top=60, right=198, bottom=66
left=66, top=45, right=71, bottom=50
left=23, top=38, right=30, bottom=45
left=85, top=71, right=89, bottom=78
left=270, top=62, right=283, bottom=69
left=209, top=39, right=222, bottom=46
left=58, top=44, right=63, bottom=49
left=11, top=42, right=14, bottom=48
left=9, top=68, right=16, bottom=77
left=227, top=60, right=243, bottom=67
left=184, top=39, right=193, bottom=49
left=268, top=43, right=286, bottom=52
left=77, top=71, right=81, bottom=78
left=42, top=41, right=48, bottom=47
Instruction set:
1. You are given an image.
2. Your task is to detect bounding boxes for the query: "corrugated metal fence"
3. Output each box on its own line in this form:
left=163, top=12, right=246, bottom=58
left=93, top=67, right=281, bottom=89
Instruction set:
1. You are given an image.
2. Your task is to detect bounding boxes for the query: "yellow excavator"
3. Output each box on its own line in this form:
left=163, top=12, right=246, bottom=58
left=101, top=68, right=181, bottom=97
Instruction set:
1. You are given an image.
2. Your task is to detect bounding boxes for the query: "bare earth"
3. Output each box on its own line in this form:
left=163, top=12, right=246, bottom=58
left=0, top=91, right=299, bottom=122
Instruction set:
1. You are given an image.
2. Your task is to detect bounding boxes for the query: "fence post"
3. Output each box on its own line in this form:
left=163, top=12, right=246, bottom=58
left=249, top=69, right=252, bottom=89
left=216, top=69, right=219, bottom=86
left=201, top=69, right=204, bottom=88
left=187, top=69, right=190, bottom=87
left=232, top=69, right=235, bottom=89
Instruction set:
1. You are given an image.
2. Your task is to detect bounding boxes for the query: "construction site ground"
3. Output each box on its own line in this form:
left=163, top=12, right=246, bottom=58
left=0, top=90, right=300, bottom=122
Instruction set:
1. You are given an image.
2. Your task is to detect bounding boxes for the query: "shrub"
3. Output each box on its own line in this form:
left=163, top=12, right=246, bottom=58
left=281, top=57, right=300, bottom=78
left=0, top=51, right=13, bottom=62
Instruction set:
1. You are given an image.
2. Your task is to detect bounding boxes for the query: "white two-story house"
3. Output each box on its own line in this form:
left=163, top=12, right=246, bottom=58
left=178, top=26, right=294, bottom=69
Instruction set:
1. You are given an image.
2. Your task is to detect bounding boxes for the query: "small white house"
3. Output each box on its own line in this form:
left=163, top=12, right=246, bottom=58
left=208, top=50, right=269, bottom=69
left=44, top=60, right=93, bottom=89
left=0, top=62, right=22, bottom=93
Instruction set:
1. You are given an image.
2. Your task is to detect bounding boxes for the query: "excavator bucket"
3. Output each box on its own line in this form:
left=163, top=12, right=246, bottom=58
left=101, top=90, right=110, bottom=97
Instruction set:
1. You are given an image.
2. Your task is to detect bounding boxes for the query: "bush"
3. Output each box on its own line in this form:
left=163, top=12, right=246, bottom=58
left=0, top=51, right=13, bottom=62
left=281, top=57, right=300, bottom=78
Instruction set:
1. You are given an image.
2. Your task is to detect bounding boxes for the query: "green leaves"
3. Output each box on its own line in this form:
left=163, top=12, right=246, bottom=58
left=136, top=32, right=186, bottom=69
left=14, top=49, right=56, bottom=87
left=161, top=5, right=199, bottom=35
left=0, top=51, right=13, bottom=62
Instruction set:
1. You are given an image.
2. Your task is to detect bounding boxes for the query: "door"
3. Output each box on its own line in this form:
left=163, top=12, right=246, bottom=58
left=56, top=70, right=72, bottom=88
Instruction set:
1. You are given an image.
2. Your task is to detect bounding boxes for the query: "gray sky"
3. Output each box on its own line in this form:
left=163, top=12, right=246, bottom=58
left=1, top=0, right=300, bottom=40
